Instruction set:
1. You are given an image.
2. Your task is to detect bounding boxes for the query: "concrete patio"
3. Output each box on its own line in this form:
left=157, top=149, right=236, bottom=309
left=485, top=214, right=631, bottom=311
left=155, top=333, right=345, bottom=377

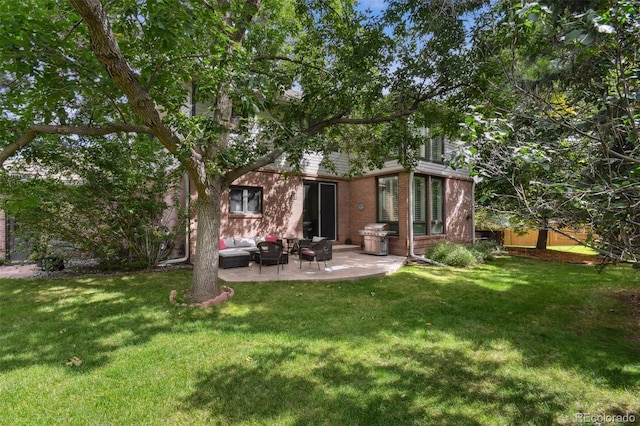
left=218, top=244, right=407, bottom=283
left=0, top=245, right=408, bottom=282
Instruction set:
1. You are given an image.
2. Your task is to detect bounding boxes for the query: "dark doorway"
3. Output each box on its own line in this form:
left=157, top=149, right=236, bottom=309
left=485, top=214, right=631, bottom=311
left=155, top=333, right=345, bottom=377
left=7, top=217, right=29, bottom=261
left=303, top=182, right=336, bottom=240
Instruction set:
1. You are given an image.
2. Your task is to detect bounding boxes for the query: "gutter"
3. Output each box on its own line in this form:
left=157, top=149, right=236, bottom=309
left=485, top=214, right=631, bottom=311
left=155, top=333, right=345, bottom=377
left=472, top=178, right=476, bottom=244
left=407, top=171, right=445, bottom=266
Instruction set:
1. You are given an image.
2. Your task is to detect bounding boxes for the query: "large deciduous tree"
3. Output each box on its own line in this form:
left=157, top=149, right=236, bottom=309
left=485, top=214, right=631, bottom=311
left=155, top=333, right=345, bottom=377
left=460, top=0, right=640, bottom=264
left=0, top=0, right=484, bottom=302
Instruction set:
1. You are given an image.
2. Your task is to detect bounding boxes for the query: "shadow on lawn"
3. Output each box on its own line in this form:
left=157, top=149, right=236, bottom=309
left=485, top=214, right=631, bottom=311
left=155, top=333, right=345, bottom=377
left=178, top=259, right=639, bottom=423
left=181, top=343, right=561, bottom=425
left=1, top=258, right=638, bottom=423
left=0, top=271, right=190, bottom=372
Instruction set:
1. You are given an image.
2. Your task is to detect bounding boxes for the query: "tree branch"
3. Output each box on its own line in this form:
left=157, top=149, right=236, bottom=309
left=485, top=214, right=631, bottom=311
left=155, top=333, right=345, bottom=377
left=0, top=124, right=153, bottom=167
left=70, top=0, right=193, bottom=171
left=223, top=147, right=284, bottom=185
left=252, top=55, right=329, bottom=74
left=0, top=130, right=38, bottom=167
left=304, top=83, right=464, bottom=135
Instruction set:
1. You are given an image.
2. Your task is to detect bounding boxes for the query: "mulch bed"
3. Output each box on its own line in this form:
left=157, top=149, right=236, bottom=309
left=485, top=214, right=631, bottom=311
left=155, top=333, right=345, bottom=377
left=506, top=247, right=599, bottom=264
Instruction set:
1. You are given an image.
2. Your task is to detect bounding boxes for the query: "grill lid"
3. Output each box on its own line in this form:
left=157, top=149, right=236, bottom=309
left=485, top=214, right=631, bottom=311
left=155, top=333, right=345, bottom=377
left=359, top=223, right=391, bottom=236
left=363, top=223, right=389, bottom=231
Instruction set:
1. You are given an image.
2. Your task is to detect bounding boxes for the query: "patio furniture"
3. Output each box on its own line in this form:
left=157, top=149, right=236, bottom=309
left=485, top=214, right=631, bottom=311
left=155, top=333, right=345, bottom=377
left=257, top=241, right=285, bottom=274
left=219, top=250, right=251, bottom=269
left=285, top=237, right=300, bottom=255
left=299, top=238, right=331, bottom=269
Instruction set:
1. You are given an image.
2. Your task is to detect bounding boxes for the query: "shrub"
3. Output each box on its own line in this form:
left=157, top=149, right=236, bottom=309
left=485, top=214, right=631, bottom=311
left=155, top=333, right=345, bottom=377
left=468, top=241, right=501, bottom=263
left=425, top=241, right=478, bottom=267
left=1, top=136, right=186, bottom=269
left=424, top=241, right=501, bottom=267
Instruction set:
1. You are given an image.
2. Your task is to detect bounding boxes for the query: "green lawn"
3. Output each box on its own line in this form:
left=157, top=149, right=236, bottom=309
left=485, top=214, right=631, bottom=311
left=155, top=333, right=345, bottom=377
left=1, top=257, right=639, bottom=425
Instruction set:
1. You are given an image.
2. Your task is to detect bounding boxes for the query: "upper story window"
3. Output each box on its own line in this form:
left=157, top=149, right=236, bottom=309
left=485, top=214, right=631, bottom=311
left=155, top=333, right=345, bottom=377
left=419, top=134, right=445, bottom=163
left=229, top=186, right=262, bottom=214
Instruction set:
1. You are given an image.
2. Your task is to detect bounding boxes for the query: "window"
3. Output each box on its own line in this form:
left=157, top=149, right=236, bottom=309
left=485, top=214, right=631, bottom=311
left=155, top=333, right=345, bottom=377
left=412, top=175, right=445, bottom=235
left=229, top=186, right=262, bottom=214
left=413, top=175, right=427, bottom=235
left=419, top=135, right=444, bottom=163
left=377, top=175, right=399, bottom=234
left=430, top=177, right=444, bottom=234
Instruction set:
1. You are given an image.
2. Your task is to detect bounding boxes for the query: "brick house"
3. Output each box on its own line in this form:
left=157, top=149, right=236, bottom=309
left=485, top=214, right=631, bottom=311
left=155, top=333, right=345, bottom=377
left=0, top=143, right=473, bottom=261
left=0, top=86, right=473, bottom=262
left=178, top=136, right=474, bottom=261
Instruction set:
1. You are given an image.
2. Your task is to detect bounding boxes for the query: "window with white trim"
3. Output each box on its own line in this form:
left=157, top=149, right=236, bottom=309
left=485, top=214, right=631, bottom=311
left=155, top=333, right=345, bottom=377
left=430, top=177, right=444, bottom=234
left=229, top=186, right=262, bottom=214
left=419, top=134, right=445, bottom=163
left=413, top=175, right=427, bottom=235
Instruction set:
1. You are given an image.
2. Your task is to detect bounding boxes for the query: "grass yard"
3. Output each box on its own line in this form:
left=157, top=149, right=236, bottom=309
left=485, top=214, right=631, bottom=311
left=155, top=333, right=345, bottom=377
left=1, top=256, right=639, bottom=425
left=548, top=245, right=598, bottom=256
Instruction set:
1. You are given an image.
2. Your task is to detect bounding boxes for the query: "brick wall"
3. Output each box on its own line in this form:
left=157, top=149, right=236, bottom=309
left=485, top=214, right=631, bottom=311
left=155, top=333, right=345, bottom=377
left=0, top=209, right=5, bottom=259
left=185, top=169, right=474, bottom=260
left=348, top=172, right=474, bottom=257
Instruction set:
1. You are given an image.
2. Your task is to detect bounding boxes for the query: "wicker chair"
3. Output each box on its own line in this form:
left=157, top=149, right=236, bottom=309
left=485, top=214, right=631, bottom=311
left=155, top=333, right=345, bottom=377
left=299, top=238, right=330, bottom=269
left=256, top=241, right=284, bottom=274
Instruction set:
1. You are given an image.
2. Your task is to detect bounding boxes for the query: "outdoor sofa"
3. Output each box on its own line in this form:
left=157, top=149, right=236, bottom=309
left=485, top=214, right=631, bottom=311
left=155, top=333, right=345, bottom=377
left=219, top=236, right=288, bottom=269
left=218, top=235, right=332, bottom=269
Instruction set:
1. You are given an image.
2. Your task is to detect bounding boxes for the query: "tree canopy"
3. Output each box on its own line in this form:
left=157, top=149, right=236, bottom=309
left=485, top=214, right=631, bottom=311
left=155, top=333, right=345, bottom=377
left=459, top=0, right=639, bottom=263
left=0, top=0, right=485, bottom=301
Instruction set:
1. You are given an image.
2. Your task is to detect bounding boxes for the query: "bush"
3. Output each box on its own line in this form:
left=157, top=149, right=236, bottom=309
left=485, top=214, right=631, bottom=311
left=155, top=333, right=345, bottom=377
left=424, top=241, right=501, bottom=267
left=41, top=256, right=65, bottom=272
left=1, top=136, right=186, bottom=269
left=468, top=241, right=500, bottom=263
left=425, top=241, right=478, bottom=267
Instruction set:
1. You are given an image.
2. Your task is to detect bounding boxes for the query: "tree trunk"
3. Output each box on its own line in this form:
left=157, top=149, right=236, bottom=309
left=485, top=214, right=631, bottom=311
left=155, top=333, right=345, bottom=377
left=188, top=179, right=223, bottom=303
left=536, top=228, right=549, bottom=250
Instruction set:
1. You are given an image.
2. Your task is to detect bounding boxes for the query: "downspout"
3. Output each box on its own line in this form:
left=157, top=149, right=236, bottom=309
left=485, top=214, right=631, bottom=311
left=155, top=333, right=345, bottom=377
left=408, top=171, right=445, bottom=266
left=472, top=178, right=476, bottom=244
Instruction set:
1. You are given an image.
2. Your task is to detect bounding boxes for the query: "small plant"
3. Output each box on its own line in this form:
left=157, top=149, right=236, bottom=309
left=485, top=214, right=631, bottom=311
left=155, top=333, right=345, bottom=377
left=41, top=256, right=65, bottom=272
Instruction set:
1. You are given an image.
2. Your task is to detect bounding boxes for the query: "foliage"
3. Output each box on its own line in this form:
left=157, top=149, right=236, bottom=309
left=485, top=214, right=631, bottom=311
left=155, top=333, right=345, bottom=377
left=0, top=0, right=486, bottom=301
left=468, top=240, right=501, bottom=262
left=1, top=259, right=639, bottom=424
left=424, top=241, right=493, bottom=267
left=0, top=136, right=185, bottom=268
left=457, top=0, right=640, bottom=264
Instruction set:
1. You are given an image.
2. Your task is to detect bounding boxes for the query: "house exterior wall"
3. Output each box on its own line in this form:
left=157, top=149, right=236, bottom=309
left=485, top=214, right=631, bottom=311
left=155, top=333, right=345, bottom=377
left=0, top=209, right=5, bottom=259
left=184, top=157, right=474, bottom=259
left=346, top=175, right=377, bottom=246
left=221, top=170, right=303, bottom=239
left=345, top=170, right=473, bottom=257
left=185, top=169, right=351, bottom=261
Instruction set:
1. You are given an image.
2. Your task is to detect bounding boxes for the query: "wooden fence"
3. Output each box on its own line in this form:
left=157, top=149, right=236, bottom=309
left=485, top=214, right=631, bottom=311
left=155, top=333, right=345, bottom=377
left=502, top=227, right=592, bottom=247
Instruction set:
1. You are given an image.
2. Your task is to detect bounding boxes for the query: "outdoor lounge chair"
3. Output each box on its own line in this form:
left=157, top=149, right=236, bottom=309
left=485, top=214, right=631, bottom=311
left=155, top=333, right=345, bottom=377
left=299, top=238, right=330, bottom=269
left=256, top=241, right=284, bottom=274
